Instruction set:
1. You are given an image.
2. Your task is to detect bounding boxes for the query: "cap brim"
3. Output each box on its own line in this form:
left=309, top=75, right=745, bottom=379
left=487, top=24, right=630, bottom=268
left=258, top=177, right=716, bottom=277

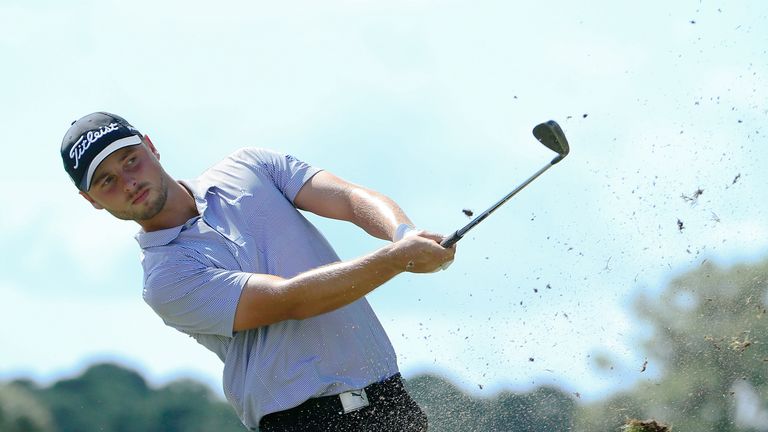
left=82, top=135, right=143, bottom=191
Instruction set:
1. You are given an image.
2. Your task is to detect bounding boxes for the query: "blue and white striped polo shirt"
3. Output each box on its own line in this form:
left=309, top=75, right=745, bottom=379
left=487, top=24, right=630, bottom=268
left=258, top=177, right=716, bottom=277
left=137, top=148, right=399, bottom=429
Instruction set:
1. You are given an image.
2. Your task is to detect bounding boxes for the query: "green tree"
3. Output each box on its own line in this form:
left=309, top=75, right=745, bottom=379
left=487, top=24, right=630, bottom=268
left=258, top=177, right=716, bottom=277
left=145, top=379, right=245, bottom=432
left=29, top=363, right=244, bottom=432
left=39, top=363, right=152, bottom=432
left=0, top=382, right=53, bottom=432
left=576, top=258, right=768, bottom=431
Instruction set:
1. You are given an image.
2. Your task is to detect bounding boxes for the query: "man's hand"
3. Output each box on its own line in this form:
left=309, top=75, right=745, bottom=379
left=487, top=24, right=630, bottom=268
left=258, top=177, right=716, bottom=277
left=391, top=231, right=456, bottom=273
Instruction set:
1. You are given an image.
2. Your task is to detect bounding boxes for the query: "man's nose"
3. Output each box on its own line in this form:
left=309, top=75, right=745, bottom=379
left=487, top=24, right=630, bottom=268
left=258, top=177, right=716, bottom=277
left=123, top=175, right=139, bottom=192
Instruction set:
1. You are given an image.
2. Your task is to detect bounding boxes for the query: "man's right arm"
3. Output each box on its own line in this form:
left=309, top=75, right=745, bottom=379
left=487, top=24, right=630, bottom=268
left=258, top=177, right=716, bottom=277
left=232, top=232, right=453, bottom=332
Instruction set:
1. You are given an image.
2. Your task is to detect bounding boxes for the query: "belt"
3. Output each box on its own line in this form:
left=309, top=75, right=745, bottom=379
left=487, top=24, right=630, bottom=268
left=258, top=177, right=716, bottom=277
left=264, top=373, right=404, bottom=420
left=258, top=373, right=428, bottom=432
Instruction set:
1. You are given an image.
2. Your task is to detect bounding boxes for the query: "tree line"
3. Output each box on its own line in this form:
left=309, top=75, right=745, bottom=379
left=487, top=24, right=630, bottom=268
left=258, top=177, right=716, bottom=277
left=2, top=257, right=766, bottom=431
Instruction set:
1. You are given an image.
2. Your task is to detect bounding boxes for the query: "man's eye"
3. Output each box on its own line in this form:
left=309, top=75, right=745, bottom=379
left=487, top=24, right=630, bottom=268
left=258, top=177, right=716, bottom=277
left=126, top=157, right=136, bottom=166
left=102, top=176, right=113, bottom=187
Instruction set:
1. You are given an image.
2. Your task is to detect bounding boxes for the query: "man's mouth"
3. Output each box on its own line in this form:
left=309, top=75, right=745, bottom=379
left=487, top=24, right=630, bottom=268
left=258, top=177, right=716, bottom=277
left=132, top=187, right=149, bottom=205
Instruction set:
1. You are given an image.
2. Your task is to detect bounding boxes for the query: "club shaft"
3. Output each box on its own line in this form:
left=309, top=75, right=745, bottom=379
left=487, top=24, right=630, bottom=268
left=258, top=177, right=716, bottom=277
left=441, top=161, right=555, bottom=247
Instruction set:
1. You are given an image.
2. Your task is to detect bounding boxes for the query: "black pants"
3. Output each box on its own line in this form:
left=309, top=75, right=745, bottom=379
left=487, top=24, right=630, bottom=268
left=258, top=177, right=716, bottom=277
left=259, top=374, right=428, bottom=432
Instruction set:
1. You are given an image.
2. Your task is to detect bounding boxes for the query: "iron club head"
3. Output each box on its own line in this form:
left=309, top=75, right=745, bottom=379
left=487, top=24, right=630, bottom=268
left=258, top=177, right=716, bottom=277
left=533, top=120, right=570, bottom=164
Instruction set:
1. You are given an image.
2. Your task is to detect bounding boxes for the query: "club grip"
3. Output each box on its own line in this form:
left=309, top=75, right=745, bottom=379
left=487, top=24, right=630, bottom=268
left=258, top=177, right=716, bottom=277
left=441, top=232, right=462, bottom=248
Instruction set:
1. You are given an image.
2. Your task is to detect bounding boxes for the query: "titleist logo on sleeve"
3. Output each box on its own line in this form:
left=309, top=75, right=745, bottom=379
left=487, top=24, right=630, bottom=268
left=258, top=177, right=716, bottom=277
left=69, top=122, right=120, bottom=169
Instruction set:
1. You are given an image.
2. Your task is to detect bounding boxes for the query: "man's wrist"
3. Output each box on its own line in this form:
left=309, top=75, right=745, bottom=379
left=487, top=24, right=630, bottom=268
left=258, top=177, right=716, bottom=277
left=393, top=223, right=417, bottom=242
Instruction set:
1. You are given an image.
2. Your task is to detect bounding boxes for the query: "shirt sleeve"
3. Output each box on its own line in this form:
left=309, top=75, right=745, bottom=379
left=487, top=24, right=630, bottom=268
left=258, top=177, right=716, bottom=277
left=237, top=148, right=323, bottom=203
left=142, top=250, right=251, bottom=337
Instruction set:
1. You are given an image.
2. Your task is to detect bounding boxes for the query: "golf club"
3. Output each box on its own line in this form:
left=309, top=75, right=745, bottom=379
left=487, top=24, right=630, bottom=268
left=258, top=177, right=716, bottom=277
left=440, top=120, right=570, bottom=248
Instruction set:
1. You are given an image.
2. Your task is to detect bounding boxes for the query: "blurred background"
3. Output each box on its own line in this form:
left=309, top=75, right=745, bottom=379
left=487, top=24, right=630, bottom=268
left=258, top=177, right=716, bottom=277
left=1, top=0, right=766, bottom=430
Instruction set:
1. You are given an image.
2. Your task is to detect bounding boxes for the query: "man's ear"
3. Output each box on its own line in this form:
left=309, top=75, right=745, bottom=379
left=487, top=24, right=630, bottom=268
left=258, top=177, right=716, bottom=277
left=144, top=135, right=160, bottom=160
left=79, top=191, right=104, bottom=210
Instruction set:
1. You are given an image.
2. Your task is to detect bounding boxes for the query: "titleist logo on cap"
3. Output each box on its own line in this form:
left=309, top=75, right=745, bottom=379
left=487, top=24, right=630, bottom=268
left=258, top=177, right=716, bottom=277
left=69, top=122, right=120, bottom=170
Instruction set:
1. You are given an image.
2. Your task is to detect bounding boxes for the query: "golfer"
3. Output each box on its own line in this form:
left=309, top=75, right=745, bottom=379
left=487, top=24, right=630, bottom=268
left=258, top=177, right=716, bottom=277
left=60, top=112, right=456, bottom=431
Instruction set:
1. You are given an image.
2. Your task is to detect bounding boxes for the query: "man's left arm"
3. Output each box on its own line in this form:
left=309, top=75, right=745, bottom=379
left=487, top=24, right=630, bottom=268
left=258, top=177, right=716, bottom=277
left=293, top=171, right=413, bottom=241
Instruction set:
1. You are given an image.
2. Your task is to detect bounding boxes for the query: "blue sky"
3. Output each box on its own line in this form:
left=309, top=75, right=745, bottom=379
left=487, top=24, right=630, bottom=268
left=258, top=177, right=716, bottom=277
left=1, top=0, right=766, bottom=401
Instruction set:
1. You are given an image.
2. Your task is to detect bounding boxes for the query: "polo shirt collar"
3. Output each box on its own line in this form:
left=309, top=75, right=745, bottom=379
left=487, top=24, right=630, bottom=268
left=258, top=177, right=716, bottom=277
left=134, top=179, right=212, bottom=249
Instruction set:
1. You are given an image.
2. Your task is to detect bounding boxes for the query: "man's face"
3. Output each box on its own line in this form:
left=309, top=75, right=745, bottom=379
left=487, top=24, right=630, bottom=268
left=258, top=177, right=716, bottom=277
left=81, top=140, right=169, bottom=222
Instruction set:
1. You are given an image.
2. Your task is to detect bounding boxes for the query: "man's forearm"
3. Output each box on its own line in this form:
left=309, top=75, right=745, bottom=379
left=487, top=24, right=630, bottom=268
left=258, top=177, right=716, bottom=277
left=348, top=188, right=414, bottom=241
left=234, top=242, right=406, bottom=331
left=292, top=171, right=415, bottom=241
left=279, top=243, right=406, bottom=319
left=233, top=233, right=453, bottom=332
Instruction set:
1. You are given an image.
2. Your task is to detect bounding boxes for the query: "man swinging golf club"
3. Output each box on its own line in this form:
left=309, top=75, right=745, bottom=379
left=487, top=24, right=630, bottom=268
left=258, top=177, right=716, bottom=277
left=60, top=112, right=456, bottom=431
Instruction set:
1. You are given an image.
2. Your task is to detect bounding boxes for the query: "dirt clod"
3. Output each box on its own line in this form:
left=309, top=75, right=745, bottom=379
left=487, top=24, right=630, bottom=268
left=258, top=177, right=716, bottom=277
left=622, top=419, right=670, bottom=432
left=729, top=333, right=754, bottom=352
left=681, top=188, right=703, bottom=205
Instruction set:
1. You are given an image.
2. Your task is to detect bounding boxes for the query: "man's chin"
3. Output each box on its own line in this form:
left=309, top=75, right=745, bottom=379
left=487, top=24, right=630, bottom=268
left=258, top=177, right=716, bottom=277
left=106, top=197, right=166, bottom=222
left=141, top=189, right=170, bottom=220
